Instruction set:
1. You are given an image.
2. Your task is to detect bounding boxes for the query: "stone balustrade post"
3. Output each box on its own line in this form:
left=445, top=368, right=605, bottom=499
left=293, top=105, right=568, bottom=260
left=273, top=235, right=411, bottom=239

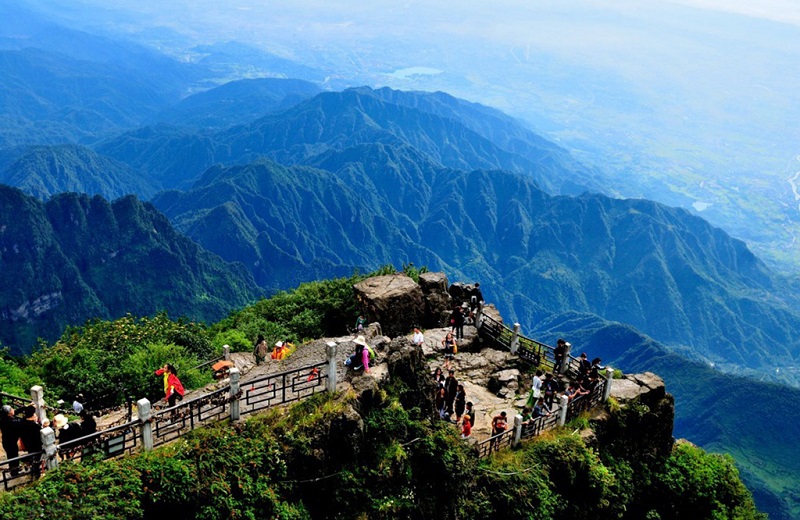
left=229, top=368, right=241, bottom=421
left=557, top=395, right=569, bottom=427
left=603, top=367, right=614, bottom=402
left=512, top=414, right=523, bottom=447
left=223, top=344, right=231, bottom=361
left=30, top=385, right=46, bottom=424
left=474, top=302, right=484, bottom=330
left=40, top=426, right=58, bottom=471
left=137, top=398, right=153, bottom=452
left=560, top=342, right=572, bottom=375
left=326, top=342, right=338, bottom=393
left=510, top=323, right=521, bottom=353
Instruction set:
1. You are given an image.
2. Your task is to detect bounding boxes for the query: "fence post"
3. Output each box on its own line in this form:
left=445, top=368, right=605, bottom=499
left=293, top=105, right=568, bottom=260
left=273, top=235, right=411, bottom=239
left=229, top=368, right=241, bottom=421
left=137, top=398, right=153, bottom=452
left=557, top=395, right=569, bottom=427
left=603, top=367, right=614, bottom=402
left=326, top=342, right=338, bottom=393
left=560, top=342, right=572, bottom=375
left=40, top=426, right=58, bottom=471
left=512, top=414, right=523, bottom=447
left=30, top=385, right=46, bottom=424
left=474, top=302, right=484, bottom=330
left=510, top=323, right=521, bottom=353
left=223, top=344, right=231, bottom=361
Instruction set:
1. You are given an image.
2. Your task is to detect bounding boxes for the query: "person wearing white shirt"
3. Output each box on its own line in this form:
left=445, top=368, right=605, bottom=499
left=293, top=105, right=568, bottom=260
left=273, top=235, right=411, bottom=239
left=412, top=327, right=424, bottom=346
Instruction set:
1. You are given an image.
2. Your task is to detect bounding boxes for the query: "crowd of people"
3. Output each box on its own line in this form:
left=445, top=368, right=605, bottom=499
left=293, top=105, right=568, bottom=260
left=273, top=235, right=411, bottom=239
left=0, top=397, right=99, bottom=476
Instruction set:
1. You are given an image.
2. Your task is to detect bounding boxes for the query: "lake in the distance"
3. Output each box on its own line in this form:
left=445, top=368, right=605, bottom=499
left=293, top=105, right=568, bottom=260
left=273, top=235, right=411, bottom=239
left=389, top=67, right=443, bottom=79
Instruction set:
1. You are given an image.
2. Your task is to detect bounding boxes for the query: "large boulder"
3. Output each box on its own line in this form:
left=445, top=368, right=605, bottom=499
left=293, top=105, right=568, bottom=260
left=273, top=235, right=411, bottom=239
left=418, top=271, right=452, bottom=327
left=354, top=274, right=423, bottom=338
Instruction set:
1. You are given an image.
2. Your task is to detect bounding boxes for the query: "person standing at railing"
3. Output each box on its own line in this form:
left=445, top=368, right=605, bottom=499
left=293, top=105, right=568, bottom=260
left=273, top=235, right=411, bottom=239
left=0, top=404, right=22, bottom=475
left=532, top=398, right=552, bottom=418
left=18, top=407, right=42, bottom=476
left=526, top=369, right=544, bottom=407
left=553, top=339, right=567, bottom=374
left=155, top=364, right=185, bottom=407
left=490, top=411, right=508, bottom=451
left=577, top=353, right=592, bottom=380
left=543, top=372, right=558, bottom=409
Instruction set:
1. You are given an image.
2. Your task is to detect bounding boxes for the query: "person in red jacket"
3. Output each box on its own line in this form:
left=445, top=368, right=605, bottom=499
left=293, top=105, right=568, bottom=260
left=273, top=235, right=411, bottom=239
left=155, top=363, right=185, bottom=406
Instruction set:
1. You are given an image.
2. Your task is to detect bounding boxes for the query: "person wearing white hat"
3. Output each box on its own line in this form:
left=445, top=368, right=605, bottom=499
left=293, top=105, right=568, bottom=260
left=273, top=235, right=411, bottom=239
left=54, top=413, right=83, bottom=445
left=345, top=336, right=371, bottom=373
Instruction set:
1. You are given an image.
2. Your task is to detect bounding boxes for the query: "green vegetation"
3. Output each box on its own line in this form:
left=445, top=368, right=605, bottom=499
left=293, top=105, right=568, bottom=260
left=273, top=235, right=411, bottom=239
left=0, top=380, right=764, bottom=520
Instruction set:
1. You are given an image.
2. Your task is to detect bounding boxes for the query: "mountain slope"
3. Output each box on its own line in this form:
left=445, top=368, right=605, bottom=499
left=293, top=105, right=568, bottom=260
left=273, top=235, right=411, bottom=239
left=0, top=185, right=261, bottom=354
left=98, top=87, right=598, bottom=192
left=149, top=77, right=322, bottom=129
left=533, top=311, right=800, bottom=520
left=1, top=144, right=156, bottom=200
left=152, top=146, right=800, bottom=384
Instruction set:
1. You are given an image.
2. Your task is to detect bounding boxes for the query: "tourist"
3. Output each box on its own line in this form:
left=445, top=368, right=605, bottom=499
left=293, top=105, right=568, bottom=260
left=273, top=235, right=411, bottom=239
left=553, top=339, right=566, bottom=374
left=412, top=327, right=425, bottom=346
left=461, top=414, right=472, bottom=438
left=432, top=367, right=446, bottom=388
left=435, top=387, right=448, bottom=420
left=80, top=410, right=97, bottom=436
left=355, top=314, right=367, bottom=332
left=441, top=332, right=457, bottom=371
left=491, top=411, right=508, bottom=451
left=590, top=357, right=603, bottom=380
left=346, top=336, right=371, bottom=374
left=465, top=401, right=477, bottom=427
left=543, top=372, right=558, bottom=409
left=18, top=407, right=42, bottom=476
left=72, top=394, right=84, bottom=414
left=578, top=352, right=591, bottom=379
left=444, top=370, right=458, bottom=416
left=527, top=369, right=543, bottom=407
left=271, top=341, right=289, bottom=360
left=253, top=334, right=268, bottom=365
left=0, top=405, right=21, bottom=475
left=450, top=306, right=465, bottom=340
left=454, top=384, right=466, bottom=424
left=155, top=363, right=185, bottom=407
left=470, top=282, right=483, bottom=312
left=532, top=398, right=552, bottom=419
left=54, top=413, right=83, bottom=445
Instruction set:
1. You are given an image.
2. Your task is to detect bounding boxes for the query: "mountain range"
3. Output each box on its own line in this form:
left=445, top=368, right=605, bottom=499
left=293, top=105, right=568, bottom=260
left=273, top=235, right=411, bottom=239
left=0, top=7, right=798, bottom=516
left=0, top=185, right=260, bottom=354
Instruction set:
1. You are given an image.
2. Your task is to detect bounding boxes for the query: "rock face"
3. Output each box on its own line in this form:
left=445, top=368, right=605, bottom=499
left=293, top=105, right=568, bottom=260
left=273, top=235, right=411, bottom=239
left=387, top=336, right=438, bottom=419
left=596, top=372, right=675, bottom=460
left=354, top=274, right=424, bottom=338
left=418, top=271, right=452, bottom=328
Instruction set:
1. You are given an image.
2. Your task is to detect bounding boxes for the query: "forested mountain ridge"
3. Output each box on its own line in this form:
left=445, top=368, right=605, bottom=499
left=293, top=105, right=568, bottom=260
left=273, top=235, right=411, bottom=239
left=98, top=87, right=599, bottom=193
left=0, top=144, right=156, bottom=200
left=152, top=143, right=800, bottom=384
left=0, top=185, right=261, bottom=354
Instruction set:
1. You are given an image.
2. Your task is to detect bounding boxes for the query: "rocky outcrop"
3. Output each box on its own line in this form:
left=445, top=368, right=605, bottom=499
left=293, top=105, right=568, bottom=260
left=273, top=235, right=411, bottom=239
left=418, top=271, right=452, bottom=328
left=387, top=335, right=438, bottom=419
left=354, top=274, right=423, bottom=338
left=595, top=372, right=675, bottom=460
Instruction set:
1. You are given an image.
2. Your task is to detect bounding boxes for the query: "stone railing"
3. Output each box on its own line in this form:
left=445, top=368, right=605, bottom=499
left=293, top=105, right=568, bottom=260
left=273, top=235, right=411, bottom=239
left=473, top=303, right=615, bottom=458
left=476, top=374, right=611, bottom=458
left=0, top=344, right=339, bottom=492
